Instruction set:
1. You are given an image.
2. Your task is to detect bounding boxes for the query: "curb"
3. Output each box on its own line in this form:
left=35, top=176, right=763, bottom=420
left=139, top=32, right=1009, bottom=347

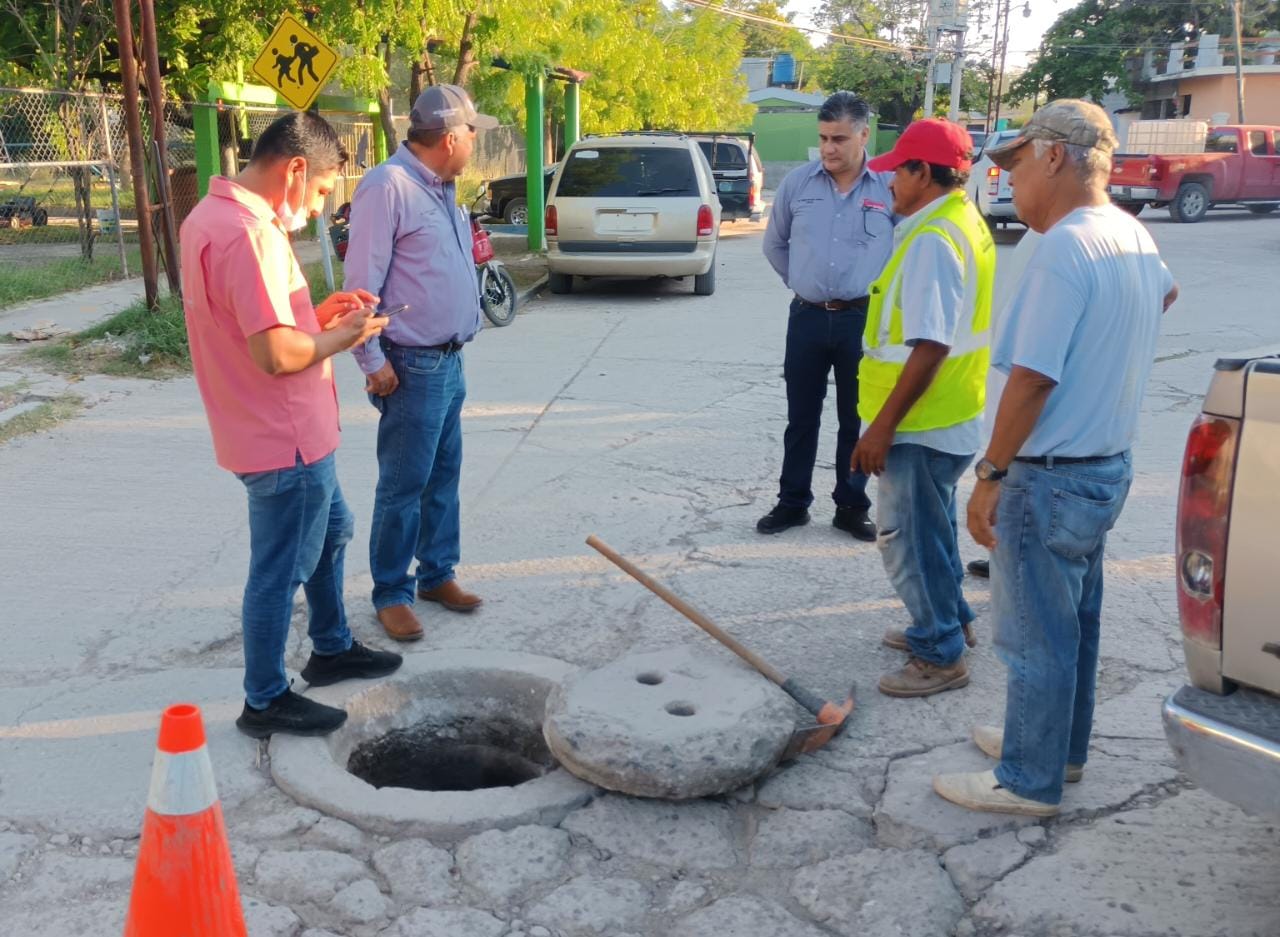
left=517, top=275, right=549, bottom=309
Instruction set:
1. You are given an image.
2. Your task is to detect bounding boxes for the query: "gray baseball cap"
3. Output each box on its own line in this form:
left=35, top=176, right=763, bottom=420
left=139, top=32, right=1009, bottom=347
left=409, top=84, right=499, bottom=132
left=985, top=98, right=1118, bottom=170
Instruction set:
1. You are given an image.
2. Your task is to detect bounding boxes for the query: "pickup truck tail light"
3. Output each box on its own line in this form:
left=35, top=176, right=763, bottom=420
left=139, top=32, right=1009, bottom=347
left=697, top=204, right=715, bottom=237
left=545, top=204, right=558, bottom=237
left=1147, top=155, right=1164, bottom=182
left=986, top=166, right=1000, bottom=196
left=1176, top=414, right=1240, bottom=649
left=748, top=180, right=760, bottom=210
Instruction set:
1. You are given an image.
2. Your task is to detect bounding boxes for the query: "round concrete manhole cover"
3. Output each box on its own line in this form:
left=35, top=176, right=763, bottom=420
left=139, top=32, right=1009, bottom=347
left=269, top=650, right=596, bottom=841
left=543, top=647, right=797, bottom=799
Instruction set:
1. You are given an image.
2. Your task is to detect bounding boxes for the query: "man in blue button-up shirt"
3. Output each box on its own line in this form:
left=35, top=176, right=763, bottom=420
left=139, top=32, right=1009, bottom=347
left=760, top=92, right=897, bottom=540
left=344, top=85, right=497, bottom=642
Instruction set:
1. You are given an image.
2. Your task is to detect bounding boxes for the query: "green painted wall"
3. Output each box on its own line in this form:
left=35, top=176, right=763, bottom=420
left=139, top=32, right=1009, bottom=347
left=752, top=110, right=884, bottom=161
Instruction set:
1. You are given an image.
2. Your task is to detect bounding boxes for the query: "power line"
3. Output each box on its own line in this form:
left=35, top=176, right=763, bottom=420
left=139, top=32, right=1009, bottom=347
left=679, top=0, right=929, bottom=53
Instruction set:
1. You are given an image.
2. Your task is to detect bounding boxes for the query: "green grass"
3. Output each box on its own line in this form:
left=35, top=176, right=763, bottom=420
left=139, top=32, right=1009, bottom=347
left=302, top=259, right=344, bottom=303
left=23, top=294, right=189, bottom=378
left=0, top=393, right=84, bottom=445
left=0, top=247, right=144, bottom=309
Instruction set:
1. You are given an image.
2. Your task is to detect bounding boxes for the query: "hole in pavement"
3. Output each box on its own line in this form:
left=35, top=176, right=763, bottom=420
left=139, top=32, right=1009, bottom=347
left=347, top=717, right=553, bottom=792
left=665, top=701, right=697, bottom=717
left=636, top=672, right=665, bottom=685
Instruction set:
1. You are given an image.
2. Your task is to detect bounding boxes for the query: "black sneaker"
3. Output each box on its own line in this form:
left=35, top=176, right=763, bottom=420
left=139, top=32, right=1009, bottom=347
left=235, top=689, right=348, bottom=739
left=967, top=558, right=990, bottom=579
left=833, top=505, right=876, bottom=542
left=300, top=640, right=403, bottom=688
left=756, top=504, right=810, bottom=535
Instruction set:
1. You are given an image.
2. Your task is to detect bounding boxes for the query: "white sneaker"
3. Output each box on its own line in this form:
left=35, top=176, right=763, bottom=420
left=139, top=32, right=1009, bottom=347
left=972, top=725, right=1084, bottom=783
left=933, top=769, right=1060, bottom=817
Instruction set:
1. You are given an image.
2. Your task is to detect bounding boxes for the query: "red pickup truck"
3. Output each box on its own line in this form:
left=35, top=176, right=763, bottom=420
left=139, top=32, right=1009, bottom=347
left=1109, top=125, right=1280, bottom=222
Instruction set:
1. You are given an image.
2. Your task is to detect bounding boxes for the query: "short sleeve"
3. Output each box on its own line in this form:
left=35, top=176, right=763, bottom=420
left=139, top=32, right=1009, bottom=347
left=218, top=224, right=297, bottom=337
left=896, top=231, right=964, bottom=346
left=995, top=262, right=1087, bottom=384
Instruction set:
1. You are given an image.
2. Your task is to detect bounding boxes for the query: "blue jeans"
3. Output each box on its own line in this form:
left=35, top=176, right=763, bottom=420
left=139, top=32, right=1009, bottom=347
left=779, top=299, right=872, bottom=511
left=368, top=343, right=466, bottom=610
left=876, top=444, right=975, bottom=666
left=992, top=453, right=1132, bottom=805
left=237, top=452, right=354, bottom=709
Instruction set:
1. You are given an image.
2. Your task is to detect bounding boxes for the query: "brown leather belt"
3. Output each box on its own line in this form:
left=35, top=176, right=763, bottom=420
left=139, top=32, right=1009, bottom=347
left=796, top=295, right=870, bottom=312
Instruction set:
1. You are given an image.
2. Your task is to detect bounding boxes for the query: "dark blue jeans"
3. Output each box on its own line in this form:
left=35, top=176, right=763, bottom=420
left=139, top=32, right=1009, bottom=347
left=876, top=444, right=975, bottom=666
left=779, top=299, right=871, bottom=511
left=237, top=452, right=354, bottom=709
left=368, top=343, right=466, bottom=610
left=992, top=453, right=1133, bottom=805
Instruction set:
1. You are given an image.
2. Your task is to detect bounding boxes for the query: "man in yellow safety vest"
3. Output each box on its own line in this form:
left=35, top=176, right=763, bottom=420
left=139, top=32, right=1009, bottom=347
left=849, top=118, right=995, bottom=698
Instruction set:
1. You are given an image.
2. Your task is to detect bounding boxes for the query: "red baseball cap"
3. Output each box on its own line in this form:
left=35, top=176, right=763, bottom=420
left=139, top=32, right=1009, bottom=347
left=868, top=118, right=973, bottom=173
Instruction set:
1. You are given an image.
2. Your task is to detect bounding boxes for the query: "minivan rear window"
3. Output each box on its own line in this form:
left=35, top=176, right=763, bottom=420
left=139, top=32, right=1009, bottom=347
left=557, top=147, right=699, bottom=198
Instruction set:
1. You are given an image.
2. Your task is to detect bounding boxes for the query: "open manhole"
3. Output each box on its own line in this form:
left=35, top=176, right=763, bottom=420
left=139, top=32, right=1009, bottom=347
left=347, top=715, right=553, bottom=792
left=269, top=650, right=595, bottom=841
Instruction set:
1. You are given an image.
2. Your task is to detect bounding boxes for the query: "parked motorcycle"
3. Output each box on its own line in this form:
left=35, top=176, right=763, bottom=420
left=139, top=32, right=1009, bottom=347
left=328, top=191, right=517, bottom=328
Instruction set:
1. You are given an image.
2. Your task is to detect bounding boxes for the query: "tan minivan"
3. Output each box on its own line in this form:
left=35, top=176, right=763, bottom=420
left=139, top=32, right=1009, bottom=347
left=545, top=133, right=722, bottom=296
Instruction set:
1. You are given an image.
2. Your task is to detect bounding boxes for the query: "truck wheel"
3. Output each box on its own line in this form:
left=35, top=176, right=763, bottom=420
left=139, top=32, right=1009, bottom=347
left=548, top=271, right=573, bottom=294
left=1246, top=204, right=1277, bottom=215
left=1170, top=182, right=1209, bottom=223
left=503, top=198, right=529, bottom=226
left=693, top=259, right=716, bottom=296
left=1115, top=200, right=1144, bottom=216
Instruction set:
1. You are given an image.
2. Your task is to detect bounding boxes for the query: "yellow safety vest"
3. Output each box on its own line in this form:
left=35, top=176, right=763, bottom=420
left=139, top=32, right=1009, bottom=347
left=858, top=190, right=995, bottom=432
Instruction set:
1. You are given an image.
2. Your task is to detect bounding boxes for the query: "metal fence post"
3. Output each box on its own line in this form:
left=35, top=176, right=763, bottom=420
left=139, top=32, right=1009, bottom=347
left=194, top=91, right=221, bottom=198
left=525, top=73, right=545, bottom=252
left=564, top=81, right=580, bottom=149
left=98, top=95, right=129, bottom=278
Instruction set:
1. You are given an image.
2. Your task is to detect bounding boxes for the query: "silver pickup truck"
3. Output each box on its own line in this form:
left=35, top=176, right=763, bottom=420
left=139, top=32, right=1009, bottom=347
left=1163, top=356, right=1280, bottom=817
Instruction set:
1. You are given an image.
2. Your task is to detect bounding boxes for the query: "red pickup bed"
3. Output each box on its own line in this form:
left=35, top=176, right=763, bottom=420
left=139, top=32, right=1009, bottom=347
left=1109, top=125, right=1280, bottom=222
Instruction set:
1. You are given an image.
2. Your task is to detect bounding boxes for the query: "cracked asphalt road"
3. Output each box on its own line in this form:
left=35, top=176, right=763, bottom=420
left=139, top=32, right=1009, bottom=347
left=1, top=210, right=1278, bottom=936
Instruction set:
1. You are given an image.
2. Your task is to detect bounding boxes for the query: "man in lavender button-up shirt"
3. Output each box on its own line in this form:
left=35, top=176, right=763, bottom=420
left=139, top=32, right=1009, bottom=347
left=343, top=85, right=497, bottom=642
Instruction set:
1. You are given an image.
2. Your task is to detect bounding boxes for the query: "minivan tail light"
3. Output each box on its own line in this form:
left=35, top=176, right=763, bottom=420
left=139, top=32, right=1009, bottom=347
left=545, top=204, right=558, bottom=237
left=697, top=204, right=714, bottom=237
left=1176, top=414, right=1240, bottom=650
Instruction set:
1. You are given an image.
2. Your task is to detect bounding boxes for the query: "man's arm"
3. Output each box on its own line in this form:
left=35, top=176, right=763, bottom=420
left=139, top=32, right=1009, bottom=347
left=966, top=365, right=1056, bottom=547
left=343, top=178, right=398, bottom=376
left=1164, top=283, right=1179, bottom=312
left=247, top=304, right=385, bottom=375
left=762, top=173, right=792, bottom=283
left=851, top=341, right=951, bottom=476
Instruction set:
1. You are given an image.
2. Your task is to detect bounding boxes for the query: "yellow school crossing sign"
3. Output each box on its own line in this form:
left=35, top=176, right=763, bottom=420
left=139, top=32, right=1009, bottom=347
left=250, top=13, right=339, bottom=111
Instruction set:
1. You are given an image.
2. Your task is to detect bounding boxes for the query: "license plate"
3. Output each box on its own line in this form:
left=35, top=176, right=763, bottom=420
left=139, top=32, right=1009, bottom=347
left=1111, top=186, right=1131, bottom=197
left=597, top=212, right=654, bottom=235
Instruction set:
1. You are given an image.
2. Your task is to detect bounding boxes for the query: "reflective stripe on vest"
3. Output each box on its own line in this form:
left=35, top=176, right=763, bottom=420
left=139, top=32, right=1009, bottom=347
left=858, top=191, right=995, bottom=432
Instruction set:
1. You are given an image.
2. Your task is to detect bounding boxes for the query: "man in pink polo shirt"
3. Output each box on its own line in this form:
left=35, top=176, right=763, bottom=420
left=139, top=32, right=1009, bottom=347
left=181, top=112, right=403, bottom=738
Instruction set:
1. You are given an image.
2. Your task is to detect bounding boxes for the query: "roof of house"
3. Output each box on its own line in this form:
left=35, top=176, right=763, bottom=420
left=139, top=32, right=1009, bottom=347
left=748, top=88, right=827, bottom=109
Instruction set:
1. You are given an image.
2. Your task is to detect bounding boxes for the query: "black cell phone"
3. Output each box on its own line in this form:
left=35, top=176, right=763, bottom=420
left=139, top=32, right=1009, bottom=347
left=372, top=303, right=410, bottom=318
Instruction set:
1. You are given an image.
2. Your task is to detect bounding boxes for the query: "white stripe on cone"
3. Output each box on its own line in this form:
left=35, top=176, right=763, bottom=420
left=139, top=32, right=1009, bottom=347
left=147, top=747, right=220, bottom=816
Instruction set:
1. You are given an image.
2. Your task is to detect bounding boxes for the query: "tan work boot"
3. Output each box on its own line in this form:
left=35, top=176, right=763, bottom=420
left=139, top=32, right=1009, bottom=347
left=882, top=624, right=977, bottom=651
left=376, top=604, right=424, bottom=642
left=417, top=580, right=483, bottom=612
left=932, top=769, right=1059, bottom=817
left=972, top=725, right=1084, bottom=783
left=878, top=656, right=970, bottom=698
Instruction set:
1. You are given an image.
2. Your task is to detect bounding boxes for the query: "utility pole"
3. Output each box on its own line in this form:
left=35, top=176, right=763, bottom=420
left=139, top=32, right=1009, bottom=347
left=1232, top=0, right=1247, bottom=123
left=991, top=0, right=1012, bottom=132
left=948, top=28, right=967, bottom=123
left=924, top=26, right=939, bottom=118
left=985, top=0, right=1008, bottom=132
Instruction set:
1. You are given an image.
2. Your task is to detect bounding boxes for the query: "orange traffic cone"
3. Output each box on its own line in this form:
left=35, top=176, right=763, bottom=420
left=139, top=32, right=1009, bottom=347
left=123, top=703, right=247, bottom=937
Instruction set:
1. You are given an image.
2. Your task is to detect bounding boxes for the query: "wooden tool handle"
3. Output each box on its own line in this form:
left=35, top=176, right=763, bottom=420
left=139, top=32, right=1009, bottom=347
left=586, top=534, right=787, bottom=687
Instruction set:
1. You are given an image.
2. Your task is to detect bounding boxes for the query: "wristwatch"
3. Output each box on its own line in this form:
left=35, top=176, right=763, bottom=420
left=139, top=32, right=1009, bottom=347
left=974, top=458, right=1008, bottom=482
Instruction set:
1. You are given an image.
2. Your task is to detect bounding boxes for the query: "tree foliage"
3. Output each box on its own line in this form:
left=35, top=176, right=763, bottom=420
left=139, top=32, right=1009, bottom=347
left=1009, top=0, right=1280, bottom=105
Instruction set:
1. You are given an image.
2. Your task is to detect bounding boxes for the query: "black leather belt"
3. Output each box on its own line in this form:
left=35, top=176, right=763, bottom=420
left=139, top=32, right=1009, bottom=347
left=383, top=338, right=465, bottom=354
left=1015, top=455, right=1114, bottom=466
left=796, top=295, right=869, bottom=312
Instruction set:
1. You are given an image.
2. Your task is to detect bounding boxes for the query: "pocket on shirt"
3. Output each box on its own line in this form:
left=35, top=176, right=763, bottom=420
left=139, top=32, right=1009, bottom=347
left=1045, top=489, right=1122, bottom=559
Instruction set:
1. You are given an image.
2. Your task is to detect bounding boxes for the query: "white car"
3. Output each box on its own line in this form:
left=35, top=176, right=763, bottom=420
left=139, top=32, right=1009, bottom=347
left=545, top=133, right=722, bottom=296
left=965, top=129, right=1023, bottom=227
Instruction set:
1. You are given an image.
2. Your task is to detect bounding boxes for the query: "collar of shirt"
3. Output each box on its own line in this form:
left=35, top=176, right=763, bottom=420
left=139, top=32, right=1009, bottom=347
left=807, top=156, right=877, bottom=190
left=208, top=176, right=285, bottom=232
left=893, top=191, right=960, bottom=246
left=391, top=143, right=455, bottom=199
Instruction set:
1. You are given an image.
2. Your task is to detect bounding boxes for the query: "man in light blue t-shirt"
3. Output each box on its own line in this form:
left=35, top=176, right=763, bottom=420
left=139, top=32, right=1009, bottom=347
left=932, top=100, right=1179, bottom=818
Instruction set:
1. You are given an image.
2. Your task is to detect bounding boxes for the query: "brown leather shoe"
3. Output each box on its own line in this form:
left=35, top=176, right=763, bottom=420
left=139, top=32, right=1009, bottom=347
left=883, top=624, right=977, bottom=651
left=376, top=604, right=424, bottom=642
left=878, top=656, right=970, bottom=698
left=417, top=580, right=482, bottom=612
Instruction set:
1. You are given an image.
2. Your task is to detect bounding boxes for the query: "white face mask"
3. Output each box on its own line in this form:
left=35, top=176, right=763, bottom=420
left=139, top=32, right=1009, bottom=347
left=276, top=167, right=310, bottom=232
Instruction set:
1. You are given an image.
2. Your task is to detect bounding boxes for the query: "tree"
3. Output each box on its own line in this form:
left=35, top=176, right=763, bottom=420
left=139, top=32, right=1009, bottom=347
left=1009, top=0, right=1280, bottom=105
left=727, top=0, right=813, bottom=59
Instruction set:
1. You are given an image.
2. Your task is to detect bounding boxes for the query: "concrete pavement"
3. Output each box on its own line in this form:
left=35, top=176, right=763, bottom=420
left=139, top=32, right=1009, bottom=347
left=2, top=210, right=1279, bottom=935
